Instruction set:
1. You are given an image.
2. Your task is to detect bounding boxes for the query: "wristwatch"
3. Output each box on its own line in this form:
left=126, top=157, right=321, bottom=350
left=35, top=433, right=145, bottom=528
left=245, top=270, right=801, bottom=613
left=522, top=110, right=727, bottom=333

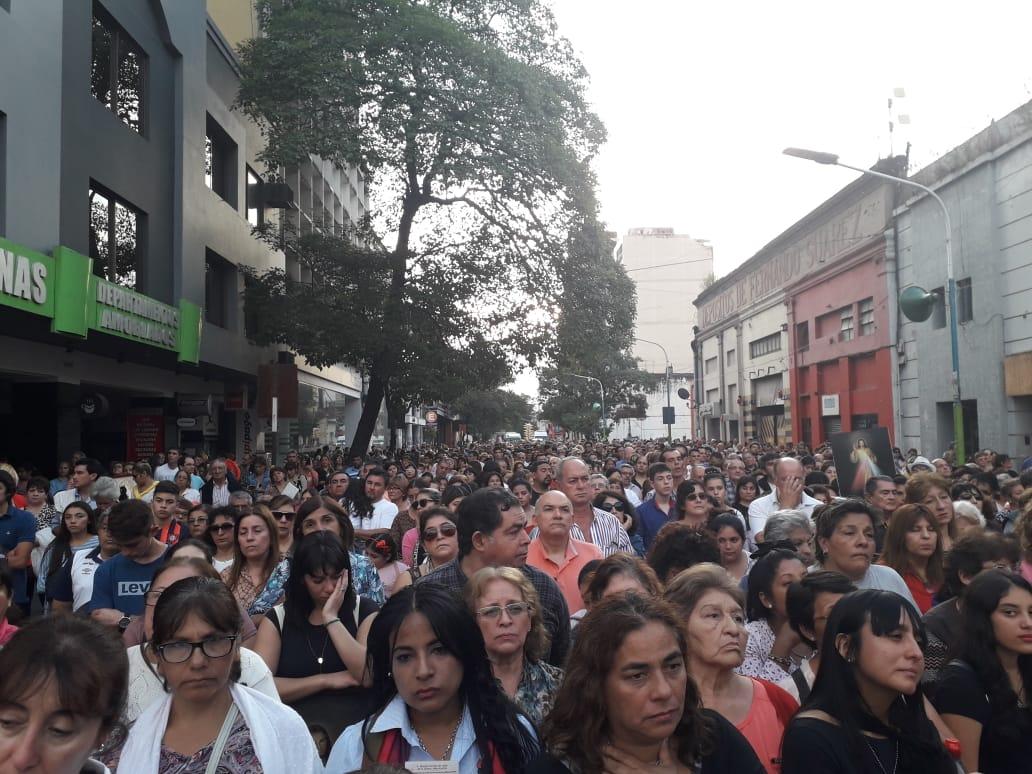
left=118, top=614, right=132, bottom=632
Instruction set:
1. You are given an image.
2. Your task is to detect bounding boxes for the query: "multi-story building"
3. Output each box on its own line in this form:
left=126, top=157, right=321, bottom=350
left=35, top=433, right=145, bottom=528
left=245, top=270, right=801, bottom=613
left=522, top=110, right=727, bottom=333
left=0, top=0, right=372, bottom=467
left=617, top=227, right=711, bottom=438
left=896, top=100, right=1032, bottom=460
left=693, top=167, right=898, bottom=446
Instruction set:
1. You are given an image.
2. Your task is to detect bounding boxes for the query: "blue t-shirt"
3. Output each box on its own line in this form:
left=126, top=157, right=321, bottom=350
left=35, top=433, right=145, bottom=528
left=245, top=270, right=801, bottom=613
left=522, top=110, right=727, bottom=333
left=88, top=548, right=168, bottom=616
left=636, top=498, right=674, bottom=551
left=0, top=507, right=37, bottom=605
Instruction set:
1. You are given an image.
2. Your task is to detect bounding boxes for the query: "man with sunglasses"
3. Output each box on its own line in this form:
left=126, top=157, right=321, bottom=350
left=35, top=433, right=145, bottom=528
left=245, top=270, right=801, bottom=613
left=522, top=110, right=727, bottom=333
left=89, top=499, right=169, bottom=631
left=526, top=491, right=603, bottom=613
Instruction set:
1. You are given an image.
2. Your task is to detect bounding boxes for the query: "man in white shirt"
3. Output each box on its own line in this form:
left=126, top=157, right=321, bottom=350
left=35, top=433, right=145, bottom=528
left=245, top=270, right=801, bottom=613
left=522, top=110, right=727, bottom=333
left=54, top=458, right=101, bottom=514
left=748, top=457, right=822, bottom=540
left=351, top=467, right=398, bottom=540
left=557, top=457, right=632, bottom=557
left=153, top=448, right=181, bottom=482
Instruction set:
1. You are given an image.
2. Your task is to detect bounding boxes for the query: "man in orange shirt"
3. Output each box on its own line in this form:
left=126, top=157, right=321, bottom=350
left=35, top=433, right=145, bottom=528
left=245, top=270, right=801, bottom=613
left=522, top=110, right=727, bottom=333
left=526, top=490, right=603, bottom=614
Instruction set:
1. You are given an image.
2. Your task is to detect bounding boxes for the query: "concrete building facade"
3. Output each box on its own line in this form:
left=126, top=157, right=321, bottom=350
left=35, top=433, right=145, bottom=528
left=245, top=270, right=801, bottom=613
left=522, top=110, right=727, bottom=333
left=617, top=227, right=711, bottom=439
left=693, top=170, right=898, bottom=446
left=0, top=0, right=373, bottom=467
left=896, top=102, right=1032, bottom=460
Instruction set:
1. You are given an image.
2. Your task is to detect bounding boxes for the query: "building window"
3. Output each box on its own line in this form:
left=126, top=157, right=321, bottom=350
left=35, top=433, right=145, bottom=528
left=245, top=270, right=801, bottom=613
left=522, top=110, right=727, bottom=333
left=852, top=413, right=878, bottom=430
left=204, top=249, right=236, bottom=329
left=89, top=183, right=142, bottom=288
left=705, top=388, right=719, bottom=404
left=246, top=167, right=264, bottom=228
left=90, top=2, right=145, bottom=134
left=705, top=356, right=717, bottom=376
left=839, top=307, right=854, bottom=342
left=930, top=286, right=946, bottom=329
left=726, top=349, right=735, bottom=367
left=956, top=278, right=973, bottom=323
left=859, top=297, right=875, bottom=336
left=749, top=332, right=781, bottom=359
left=205, top=114, right=237, bottom=207
left=727, top=383, right=738, bottom=410
left=795, top=321, right=809, bottom=351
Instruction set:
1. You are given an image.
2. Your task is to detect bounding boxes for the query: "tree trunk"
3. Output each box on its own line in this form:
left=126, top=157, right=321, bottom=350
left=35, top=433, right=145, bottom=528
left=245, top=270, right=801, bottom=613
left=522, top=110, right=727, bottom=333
left=350, top=370, right=386, bottom=457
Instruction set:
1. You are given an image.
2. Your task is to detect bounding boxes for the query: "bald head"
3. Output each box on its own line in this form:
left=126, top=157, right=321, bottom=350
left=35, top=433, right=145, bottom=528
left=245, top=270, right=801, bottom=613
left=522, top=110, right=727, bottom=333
left=774, top=457, right=803, bottom=488
left=536, top=490, right=574, bottom=538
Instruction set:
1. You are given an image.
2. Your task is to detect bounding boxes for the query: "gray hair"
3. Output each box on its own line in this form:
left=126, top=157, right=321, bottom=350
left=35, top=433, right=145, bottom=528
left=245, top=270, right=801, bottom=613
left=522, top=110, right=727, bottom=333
left=763, top=509, right=813, bottom=542
left=230, top=490, right=253, bottom=505
left=952, top=500, right=985, bottom=528
left=90, top=476, right=120, bottom=502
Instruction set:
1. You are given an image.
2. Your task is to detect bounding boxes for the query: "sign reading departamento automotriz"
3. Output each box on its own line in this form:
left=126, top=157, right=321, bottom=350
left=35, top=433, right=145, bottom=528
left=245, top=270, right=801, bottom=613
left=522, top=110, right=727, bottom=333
left=93, top=279, right=179, bottom=350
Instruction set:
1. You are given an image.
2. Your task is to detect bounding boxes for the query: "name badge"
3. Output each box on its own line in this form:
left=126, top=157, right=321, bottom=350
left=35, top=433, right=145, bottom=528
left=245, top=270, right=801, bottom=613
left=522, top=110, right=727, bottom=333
left=406, top=762, right=460, bottom=774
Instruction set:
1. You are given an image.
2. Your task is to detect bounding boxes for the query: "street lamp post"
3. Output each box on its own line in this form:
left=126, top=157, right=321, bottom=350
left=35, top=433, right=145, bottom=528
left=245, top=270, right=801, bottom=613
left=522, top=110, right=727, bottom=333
left=783, top=147, right=965, bottom=464
left=635, top=337, right=673, bottom=441
left=570, top=373, right=606, bottom=439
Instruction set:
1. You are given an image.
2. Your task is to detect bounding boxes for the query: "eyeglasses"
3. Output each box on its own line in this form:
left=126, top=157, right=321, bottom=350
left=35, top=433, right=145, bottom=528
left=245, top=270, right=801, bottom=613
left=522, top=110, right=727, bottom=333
left=599, top=501, right=626, bottom=512
left=272, top=511, right=295, bottom=521
left=210, top=523, right=234, bottom=534
left=422, top=523, right=457, bottom=542
left=415, top=498, right=441, bottom=509
left=684, top=493, right=708, bottom=502
left=157, top=635, right=238, bottom=663
left=477, top=602, right=531, bottom=620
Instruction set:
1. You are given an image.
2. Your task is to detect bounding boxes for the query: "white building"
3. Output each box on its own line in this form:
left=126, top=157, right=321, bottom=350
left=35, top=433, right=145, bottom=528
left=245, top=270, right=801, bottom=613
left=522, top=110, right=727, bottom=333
left=617, top=228, right=712, bottom=439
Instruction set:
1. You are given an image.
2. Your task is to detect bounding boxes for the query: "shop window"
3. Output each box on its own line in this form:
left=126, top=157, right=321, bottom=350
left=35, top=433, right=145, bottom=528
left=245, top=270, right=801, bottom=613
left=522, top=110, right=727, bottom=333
left=957, top=278, right=973, bottom=323
left=205, top=114, right=237, bottom=207
left=205, top=249, right=236, bottom=329
left=839, top=307, right=854, bottom=342
left=749, top=332, right=781, bottom=358
left=90, top=2, right=146, bottom=134
left=89, top=183, right=142, bottom=289
left=246, top=167, right=264, bottom=227
left=795, top=321, right=809, bottom=351
left=859, top=297, right=874, bottom=336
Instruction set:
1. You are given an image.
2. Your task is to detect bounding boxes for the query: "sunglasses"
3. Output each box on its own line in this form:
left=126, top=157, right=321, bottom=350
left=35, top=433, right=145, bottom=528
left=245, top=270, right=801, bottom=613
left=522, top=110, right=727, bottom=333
left=210, top=523, right=234, bottom=533
left=684, top=493, right=708, bottom=502
left=422, top=523, right=457, bottom=542
left=415, top=498, right=441, bottom=509
left=272, top=511, right=295, bottom=521
left=599, top=501, right=626, bottom=512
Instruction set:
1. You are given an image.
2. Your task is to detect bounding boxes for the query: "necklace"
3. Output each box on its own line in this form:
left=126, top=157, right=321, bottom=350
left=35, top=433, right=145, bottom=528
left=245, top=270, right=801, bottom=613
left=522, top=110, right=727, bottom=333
left=863, top=737, right=898, bottom=774
left=304, top=622, right=330, bottom=670
left=414, top=713, right=463, bottom=761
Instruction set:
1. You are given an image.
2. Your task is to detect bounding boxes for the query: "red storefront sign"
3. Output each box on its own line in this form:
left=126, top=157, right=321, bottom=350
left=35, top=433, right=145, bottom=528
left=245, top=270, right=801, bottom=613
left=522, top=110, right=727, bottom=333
left=126, top=409, right=165, bottom=461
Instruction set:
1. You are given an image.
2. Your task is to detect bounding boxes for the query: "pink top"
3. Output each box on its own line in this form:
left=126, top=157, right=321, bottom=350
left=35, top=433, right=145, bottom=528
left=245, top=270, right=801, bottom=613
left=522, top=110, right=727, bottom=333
left=377, top=561, right=409, bottom=597
left=736, top=678, right=788, bottom=774
left=1021, top=560, right=1032, bottom=586
left=0, top=619, right=19, bottom=647
left=401, top=527, right=420, bottom=566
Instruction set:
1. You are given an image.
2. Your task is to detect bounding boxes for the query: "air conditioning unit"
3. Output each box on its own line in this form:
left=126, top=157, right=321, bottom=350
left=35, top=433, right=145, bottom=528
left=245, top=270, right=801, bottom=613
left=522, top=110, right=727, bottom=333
left=820, top=394, right=840, bottom=416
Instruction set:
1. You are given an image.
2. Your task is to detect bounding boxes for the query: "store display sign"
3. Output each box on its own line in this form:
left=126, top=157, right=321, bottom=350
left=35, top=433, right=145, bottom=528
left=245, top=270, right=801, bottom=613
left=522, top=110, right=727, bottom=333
left=0, top=237, right=55, bottom=318
left=126, top=408, right=165, bottom=461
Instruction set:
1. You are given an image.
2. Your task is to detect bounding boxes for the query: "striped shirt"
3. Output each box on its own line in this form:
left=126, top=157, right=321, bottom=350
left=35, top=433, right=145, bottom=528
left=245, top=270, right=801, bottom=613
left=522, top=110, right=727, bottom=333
left=570, top=507, right=634, bottom=557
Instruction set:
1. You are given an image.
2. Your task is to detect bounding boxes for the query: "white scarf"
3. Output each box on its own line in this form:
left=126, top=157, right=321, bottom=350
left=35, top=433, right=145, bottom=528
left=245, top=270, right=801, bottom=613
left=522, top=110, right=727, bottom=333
left=116, top=682, right=323, bottom=773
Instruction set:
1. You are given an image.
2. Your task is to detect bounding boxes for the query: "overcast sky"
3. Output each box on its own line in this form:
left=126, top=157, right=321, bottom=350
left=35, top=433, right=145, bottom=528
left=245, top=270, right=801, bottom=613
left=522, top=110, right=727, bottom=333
left=513, top=0, right=1032, bottom=400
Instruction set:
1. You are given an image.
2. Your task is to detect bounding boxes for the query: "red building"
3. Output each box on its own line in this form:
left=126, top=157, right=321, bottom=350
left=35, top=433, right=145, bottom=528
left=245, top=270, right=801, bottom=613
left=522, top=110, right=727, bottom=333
left=787, top=236, right=896, bottom=448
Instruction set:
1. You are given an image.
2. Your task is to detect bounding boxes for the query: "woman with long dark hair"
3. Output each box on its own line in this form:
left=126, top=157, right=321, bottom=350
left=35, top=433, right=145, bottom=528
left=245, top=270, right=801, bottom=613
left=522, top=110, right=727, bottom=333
left=536, top=592, right=764, bottom=773
left=253, top=530, right=377, bottom=740
left=734, top=475, right=761, bottom=513
left=781, top=590, right=955, bottom=774
left=740, top=546, right=808, bottom=682
left=38, top=500, right=99, bottom=610
left=932, top=570, right=1032, bottom=773
left=326, top=584, right=539, bottom=772
left=878, top=503, right=944, bottom=613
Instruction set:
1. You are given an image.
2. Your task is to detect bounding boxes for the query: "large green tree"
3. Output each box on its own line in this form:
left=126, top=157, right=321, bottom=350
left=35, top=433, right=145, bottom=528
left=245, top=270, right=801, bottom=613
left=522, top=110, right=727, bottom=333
left=451, top=388, right=533, bottom=439
left=538, top=219, right=656, bottom=437
left=236, top=0, right=604, bottom=454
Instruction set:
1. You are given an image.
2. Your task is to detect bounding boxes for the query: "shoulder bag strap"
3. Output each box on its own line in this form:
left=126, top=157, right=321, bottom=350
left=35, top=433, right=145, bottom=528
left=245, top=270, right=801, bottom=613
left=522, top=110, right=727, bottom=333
left=203, top=703, right=240, bottom=774
left=791, top=667, right=811, bottom=704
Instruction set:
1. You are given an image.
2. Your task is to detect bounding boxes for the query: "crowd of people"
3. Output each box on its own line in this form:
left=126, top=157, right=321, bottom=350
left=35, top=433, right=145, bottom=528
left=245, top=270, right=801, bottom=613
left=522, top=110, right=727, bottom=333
left=0, top=436, right=1031, bottom=773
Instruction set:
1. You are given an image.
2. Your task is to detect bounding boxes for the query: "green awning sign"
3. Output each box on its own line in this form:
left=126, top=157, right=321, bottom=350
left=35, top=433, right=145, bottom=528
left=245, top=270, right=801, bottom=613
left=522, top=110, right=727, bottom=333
left=0, top=237, right=201, bottom=364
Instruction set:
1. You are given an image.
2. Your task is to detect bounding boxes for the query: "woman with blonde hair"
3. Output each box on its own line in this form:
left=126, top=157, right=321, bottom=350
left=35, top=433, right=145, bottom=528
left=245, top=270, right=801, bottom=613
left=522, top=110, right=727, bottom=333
left=465, top=566, right=562, bottom=724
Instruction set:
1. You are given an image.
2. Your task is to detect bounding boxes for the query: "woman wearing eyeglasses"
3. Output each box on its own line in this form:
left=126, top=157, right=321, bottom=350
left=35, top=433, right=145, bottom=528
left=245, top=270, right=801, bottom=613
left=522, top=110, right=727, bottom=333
left=184, top=504, right=210, bottom=541
left=400, top=488, right=443, bottom=565
left=593, top=490, right=645, bottom=557
left=206, top=505, right=237, bottom=573
left=254, top=531, right=378, bottom=742
left=116, top=576, right=321, bottom=773
left=392, top=506, right=460, bottom=594
left=465, top=566, right=562, bottom=725
left=268, top=494, right=297, bottom=557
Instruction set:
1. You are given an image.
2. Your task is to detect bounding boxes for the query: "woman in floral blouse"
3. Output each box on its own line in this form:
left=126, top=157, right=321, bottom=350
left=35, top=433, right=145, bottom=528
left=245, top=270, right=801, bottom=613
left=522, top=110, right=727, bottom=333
left=465, top=565, right=562, bottom=724
left=220, top=505, right=289, bottom=623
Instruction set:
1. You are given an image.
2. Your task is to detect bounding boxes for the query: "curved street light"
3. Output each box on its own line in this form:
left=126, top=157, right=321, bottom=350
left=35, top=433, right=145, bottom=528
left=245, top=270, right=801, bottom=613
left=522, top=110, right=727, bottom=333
left=635, top=337, right=673, bottom=441
left=569, top=372, right=606, bottom=438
